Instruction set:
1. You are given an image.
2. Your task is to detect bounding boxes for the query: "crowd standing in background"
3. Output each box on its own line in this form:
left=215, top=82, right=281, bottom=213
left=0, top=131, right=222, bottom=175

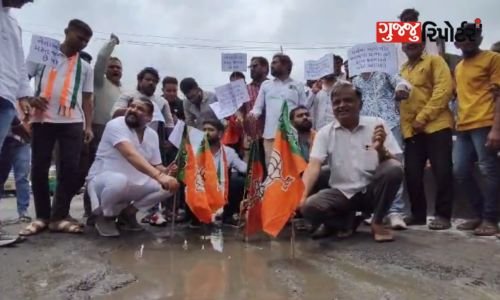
left=0, top=1, right=499, bottom=248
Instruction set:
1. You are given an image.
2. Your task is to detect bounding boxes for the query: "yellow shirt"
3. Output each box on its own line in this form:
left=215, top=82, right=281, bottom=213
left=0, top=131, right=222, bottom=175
left=400, top=54, right=454, bottom=139
left=455, top=50, right=500, bottom=131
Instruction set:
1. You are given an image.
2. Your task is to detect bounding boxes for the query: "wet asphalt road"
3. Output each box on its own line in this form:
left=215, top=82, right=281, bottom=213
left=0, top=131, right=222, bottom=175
left=1, top=196, right=500, bottom=300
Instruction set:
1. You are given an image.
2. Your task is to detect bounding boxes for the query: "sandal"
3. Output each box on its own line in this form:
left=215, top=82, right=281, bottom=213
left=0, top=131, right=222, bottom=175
left=473, top=221, right=499, bottom=236
left=48, top=220, right=84, bottom=234
left=428, top=217, right=451, bottom=231
left=19, top=219, right=48, bottom=236
left=371, top=224, right=394, bottom=243
left=457, top=219, right=481, bottom=231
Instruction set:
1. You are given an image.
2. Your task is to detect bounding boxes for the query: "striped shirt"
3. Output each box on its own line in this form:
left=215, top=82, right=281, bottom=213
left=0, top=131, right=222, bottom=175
left=27, top=52, right=94, bottom=124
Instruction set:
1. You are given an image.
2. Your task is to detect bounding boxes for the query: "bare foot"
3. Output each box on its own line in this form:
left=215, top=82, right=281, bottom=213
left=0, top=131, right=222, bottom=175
left=371, top=223, right=394, bottom=243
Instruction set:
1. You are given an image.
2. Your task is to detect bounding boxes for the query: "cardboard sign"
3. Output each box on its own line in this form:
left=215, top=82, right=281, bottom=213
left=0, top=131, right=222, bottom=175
left=221, top=53, right=247, bottom=72
left=304, top=54, right=334, bottom=80
left=347, top=43, right=398, bottom=77
left=27, top=35, right=62, bottom=68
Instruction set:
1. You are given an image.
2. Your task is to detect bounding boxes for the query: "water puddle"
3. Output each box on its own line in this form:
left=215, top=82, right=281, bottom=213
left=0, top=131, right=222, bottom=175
left=99, top=229, right=297, bottom=300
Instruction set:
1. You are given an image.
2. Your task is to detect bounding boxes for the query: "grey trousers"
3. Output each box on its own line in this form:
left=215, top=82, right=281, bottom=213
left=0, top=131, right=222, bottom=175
left=301, top=159, right=403, bottom=229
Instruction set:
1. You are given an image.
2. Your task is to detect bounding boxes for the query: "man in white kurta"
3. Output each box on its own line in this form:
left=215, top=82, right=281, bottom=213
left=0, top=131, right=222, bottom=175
left=87, top=98, right=178, bottom=237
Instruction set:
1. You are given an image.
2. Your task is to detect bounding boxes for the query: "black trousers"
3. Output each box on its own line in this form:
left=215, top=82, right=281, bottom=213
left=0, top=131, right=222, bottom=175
left=223, top=173, right=246, bottom=220
left=32, top=123, right=83, bottom=221
left=404, top=128, right=454, bottom=221
left=301, top=159, right=403, bottom=230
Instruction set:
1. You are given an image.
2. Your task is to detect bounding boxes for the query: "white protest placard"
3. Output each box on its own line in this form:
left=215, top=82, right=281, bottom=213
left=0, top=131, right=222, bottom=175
left=221, top=53, right=247, bottom=72
left=168, top=120, right=185, bottom=149
left=347, top=43, right=398, bottom=77
left=27, top=35, right=62, bottom=68
left=211, top=79, right=249, bottom=119
left=304, top=54, right=334, bottom=80
left=188, top=126, right=205, bottom=153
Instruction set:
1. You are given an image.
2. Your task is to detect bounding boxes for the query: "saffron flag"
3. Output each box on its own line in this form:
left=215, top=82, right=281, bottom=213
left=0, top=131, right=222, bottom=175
left=242, top=140, right=266, bottom=236
left=261, top=102, right=307, bottom=237
left=197, top=136, right=225, bottom=212
left=177, top=126, right=212, bottom=223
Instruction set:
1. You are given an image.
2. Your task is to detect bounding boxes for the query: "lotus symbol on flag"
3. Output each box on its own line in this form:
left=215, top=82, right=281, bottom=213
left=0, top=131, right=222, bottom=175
left=263, top=150, right=294, bottom=192
left=195, top=167, right=206, bottom=192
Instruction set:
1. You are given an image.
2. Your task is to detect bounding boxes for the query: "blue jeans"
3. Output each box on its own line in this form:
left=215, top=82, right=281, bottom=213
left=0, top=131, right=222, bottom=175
left=0, top=98, right=17, bottom=152
left=454, top=127, right=500, bottom=223
left=388, top=125, right=406, bottom=215
left=0, top=137, right=31, bottom=216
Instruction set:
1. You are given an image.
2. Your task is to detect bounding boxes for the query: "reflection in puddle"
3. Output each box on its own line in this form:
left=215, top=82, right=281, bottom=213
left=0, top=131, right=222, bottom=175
left=100, top=229, right=293, bottom=300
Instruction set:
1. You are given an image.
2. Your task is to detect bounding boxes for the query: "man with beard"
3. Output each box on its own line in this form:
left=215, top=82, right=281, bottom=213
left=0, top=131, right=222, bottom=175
left=86, top=98, right=179, bottom=237
left=243, top=57, right=269, bottom=160
left=21, top=19, right=95, bottom=236
left=299, top=82, right=403, bottom=242
left=0, top=0, right=34, bottom=246
left=290, top=105, right=316, bottom=162
left=180, top=77, right=219, bottom=130
left=248, top=54, right=307, bottom=164
left=453, top=23, right=500, bottom=237
left=79, top=33, right=123, bottom=221
left=112, top=67, right=174, bottom=162
left=202, top=119, right=247, bottom=228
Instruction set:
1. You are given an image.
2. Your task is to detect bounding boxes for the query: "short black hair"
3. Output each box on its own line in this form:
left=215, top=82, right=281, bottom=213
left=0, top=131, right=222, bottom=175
left=162, top=76, right=178, bottom=87
left=399, top=8, right=419, bottom=21
left=333, top=55, right=344, bottom=63
left=273, top=53, right=293, bottom=74
left=289, top=105, right=309, bottom=120
left=79, top=51, right=92, bottom=63
left=203, top=118, right=225, bottom=132
left=492, top=41, right=500, bottom=53
left=128, top=96, right=155, bottom=115
left=251, top=56, right=269, bottom=71
left=229, top=71, right=246, bottom=81
left=179, top=77, right=199, bottom=95
left=67, top=19, right=93, bottom=37
left=137, top=67, right=160, bottom=83
left=455, top=22, right=483, bottom=41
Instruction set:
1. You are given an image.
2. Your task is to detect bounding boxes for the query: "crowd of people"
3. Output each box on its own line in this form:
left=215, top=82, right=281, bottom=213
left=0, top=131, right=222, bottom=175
left=1, top=1, right=499, bottom=247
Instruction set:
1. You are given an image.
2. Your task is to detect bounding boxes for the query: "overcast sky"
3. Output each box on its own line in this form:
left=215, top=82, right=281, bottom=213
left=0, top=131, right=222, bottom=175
left=12, top=0, right=500, bottom=93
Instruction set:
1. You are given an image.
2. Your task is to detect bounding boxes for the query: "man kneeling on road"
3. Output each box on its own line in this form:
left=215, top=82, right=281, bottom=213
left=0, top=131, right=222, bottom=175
left=86, top=98, right=179, bottom=237
left=299, top=82, right=403, bottom=242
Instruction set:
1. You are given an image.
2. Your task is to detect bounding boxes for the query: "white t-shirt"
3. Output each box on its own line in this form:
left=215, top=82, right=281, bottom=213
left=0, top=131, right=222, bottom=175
left=27, top=53, right=94, bottom=124
left=87, top=116, right=161, bottom=185
left=310, top=116, right=402, bottom=198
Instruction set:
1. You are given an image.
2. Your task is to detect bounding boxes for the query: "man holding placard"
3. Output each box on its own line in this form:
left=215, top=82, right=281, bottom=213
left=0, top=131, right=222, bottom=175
left=21, top=19, right=95, bottom=236
left=248, top=54, right=307, bottom=164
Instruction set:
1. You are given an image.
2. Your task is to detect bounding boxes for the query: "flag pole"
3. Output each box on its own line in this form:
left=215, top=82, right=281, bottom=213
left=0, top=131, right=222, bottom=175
left=170, top=191, right=178, bottom=237
left=291, top=218, right=296, bottom=259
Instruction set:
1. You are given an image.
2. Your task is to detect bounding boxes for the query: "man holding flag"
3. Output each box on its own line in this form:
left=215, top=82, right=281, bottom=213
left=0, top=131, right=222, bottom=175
left=299, top=82, right=403, bottom=242
left=86, top=98, right=179, bottom=237
left=202, top=119, right=247, bottom=227
left=260, top=101, right=307, bottom=237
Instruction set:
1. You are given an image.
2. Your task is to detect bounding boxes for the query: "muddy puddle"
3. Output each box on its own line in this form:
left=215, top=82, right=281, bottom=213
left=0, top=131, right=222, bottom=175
left=94, top=226, right=500, bottom=300
left=99, top=228, right=302, bottom=300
